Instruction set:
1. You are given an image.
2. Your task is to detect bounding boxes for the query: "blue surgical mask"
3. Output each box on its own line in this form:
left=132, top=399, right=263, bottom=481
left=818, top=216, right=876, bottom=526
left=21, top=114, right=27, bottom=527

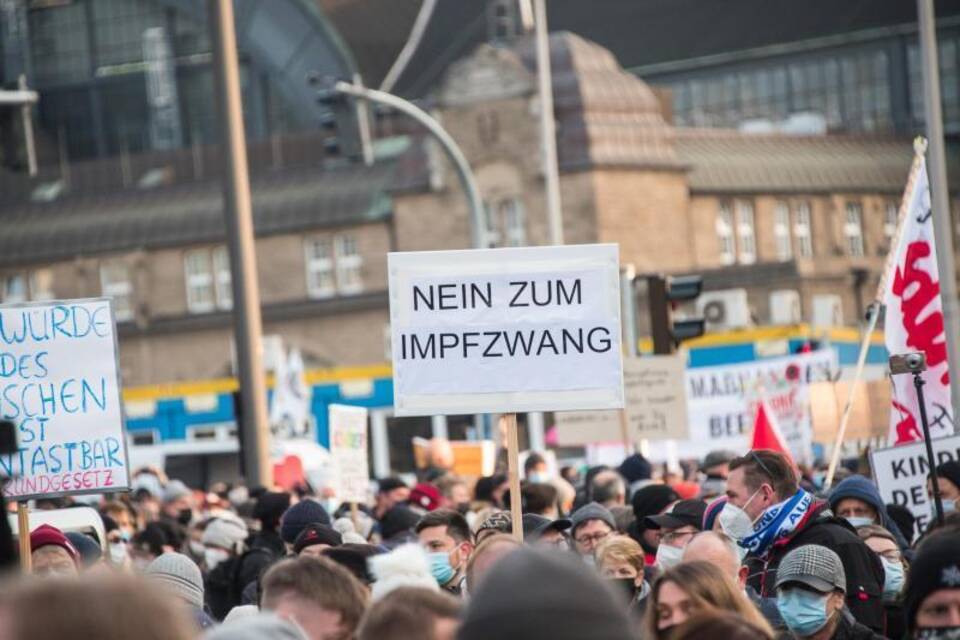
left=944, top=499, right=957, bottom=514
left=844, top=516, right=874, bottom=529
left=427, top=551, right=455, bottom=586
left=528, top=472, right=549, bottom=484
left=881, top=557, right=904, bottom=602
left=777, top=589, right=830, bottom=637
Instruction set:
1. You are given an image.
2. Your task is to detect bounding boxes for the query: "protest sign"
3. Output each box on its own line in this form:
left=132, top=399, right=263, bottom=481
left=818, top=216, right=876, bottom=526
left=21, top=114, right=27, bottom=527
left=870, top=434, right=960, bottom=533
left=388, top=244, right=624, bottom=416
left=649, top=350, right=836, bottom=463
left=810, top=379, right=890, bottom=443
left=328, top=404, right=370, bottom=503
left=1, top=299, right=130, bottom=500
left=555, top=355, right=688, bottom=445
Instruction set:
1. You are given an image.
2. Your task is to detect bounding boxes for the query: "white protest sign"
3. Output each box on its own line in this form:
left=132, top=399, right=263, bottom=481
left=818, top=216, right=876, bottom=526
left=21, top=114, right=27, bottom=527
left=388, top=244, right=624, bottom=416
left=0, top=299, right=130, bottom=500
left=328, top=404, right=370, bottom=503
left=870, top=434, right=960, bottom=533
left=555, top=355, right=688, bottom=445
left=648, top=350, right=836, bottom=462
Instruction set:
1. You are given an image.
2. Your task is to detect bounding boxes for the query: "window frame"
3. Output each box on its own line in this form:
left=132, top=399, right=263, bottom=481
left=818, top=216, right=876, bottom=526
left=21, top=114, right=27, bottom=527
left=305, top=237, right=336, bottom=299
left=100, top=260, right=134, bottom=322
left=716, top=202, right=736, bottom=266
left=334, top=234, right=364, bottom=295
left=844, top=202, right=865, bottom=258
left=184, top=248, right=215, bottom=314
left=794, top=202, right=814, bottom=258
left=774, top=201, right=793, bottom=262
left=735, top=199, right=757, bottom=265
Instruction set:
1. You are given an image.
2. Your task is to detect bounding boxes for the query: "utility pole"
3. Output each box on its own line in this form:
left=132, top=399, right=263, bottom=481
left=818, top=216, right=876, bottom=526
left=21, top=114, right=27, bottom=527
left=210, top=0, right=272, bottom=486
left=533, top=0, right=564, bottom=246
left=918, top=0, right=960, bottom=421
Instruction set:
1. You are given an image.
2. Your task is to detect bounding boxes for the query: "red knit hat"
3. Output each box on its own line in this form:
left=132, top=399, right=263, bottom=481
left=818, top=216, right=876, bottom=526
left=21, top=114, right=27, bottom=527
left=30, top=524, right=80, bottom=565
left=409, top=483, right=441, bottom=511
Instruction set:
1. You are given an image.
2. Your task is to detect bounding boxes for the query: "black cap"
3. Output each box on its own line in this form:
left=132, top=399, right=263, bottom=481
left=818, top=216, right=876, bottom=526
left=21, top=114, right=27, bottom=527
left=522, top=513, right=572, bottom=540
left=643, top=499, right=706, bottom=530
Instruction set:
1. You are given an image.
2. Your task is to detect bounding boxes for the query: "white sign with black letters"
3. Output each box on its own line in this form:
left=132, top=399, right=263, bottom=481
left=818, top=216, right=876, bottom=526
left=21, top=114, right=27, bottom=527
left=388, top=244, right=624, bottom=416
left=870, top=434, right=960, bottom=534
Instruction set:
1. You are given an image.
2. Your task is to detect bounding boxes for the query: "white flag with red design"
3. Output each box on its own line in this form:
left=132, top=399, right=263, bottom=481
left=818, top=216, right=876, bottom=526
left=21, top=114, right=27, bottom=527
left=883, top=157, right=955, bottom=445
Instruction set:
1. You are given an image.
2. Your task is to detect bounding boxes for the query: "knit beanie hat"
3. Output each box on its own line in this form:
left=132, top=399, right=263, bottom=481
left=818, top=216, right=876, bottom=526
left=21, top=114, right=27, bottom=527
left=631, top=484, right=680, bottom=529
left=458, top=547, right=634, bottom=640
left=203, top=612, right=308, bottom=640
left=203, top=516, right=249, bottom=550
left=30, top=524, right=79, bottom=565
left=146, top=552, right=205, bottom=609
left=904, top=530, right=960, bottom=631
left=293, top=524, right=343, bottom=554
left=163, top=479, right=192, bottom=504
left=617, top=454, right=652, bottom=484
left=280, top=499, right=331, bottom=544
left=935, top=460, right=960, bottom=490
left=570, top=502, right=616, bottom=536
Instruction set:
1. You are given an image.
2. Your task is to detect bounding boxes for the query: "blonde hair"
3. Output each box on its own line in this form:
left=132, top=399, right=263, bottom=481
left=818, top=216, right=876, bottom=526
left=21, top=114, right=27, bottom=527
left=644, top=561, right=774, bottom=640
left=595, top=535, right=644, bottom=575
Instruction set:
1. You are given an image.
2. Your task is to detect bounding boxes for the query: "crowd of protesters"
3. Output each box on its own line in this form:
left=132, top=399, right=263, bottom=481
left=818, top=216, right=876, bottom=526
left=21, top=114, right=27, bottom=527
left=1, top=445, right=959, bottom=640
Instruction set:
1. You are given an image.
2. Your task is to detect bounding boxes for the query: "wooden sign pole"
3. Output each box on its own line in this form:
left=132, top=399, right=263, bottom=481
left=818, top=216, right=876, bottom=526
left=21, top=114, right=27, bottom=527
left=349, top=501, right=360, bottom=534
left=17, top=501, right=30, bottom=573
left=504, top=413, right=524, bottom=542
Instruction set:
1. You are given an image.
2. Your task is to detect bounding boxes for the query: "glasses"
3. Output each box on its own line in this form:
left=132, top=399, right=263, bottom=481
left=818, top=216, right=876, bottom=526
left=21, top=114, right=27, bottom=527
left=661, top=530, right=697, bottom=546
left=575, top=531, right=611, bottom=546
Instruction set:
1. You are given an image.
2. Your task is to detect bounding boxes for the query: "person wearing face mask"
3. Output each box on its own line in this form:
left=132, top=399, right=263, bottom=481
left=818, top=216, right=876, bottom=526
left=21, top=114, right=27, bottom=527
left=775, top=545, right=885, bottom=640
left=29, top=524, right=80, bottom=577
left=161, top=479, right=196, bottom=531
left=524, top=452, right=550, bottom=484
left=628, top=484, right=680, bottom=566
left=202, top=515, right=250, bottom=620
left=827, top=475, right=910, bottom=550
left=927, top=461, right=960, bottom=523
left=903, top=529, right=960, bottom=640
left=415, top=509, right=475, bottom=597
left=595, top=535, right=650, bottom=621
left=721, top=450, right=885, bottom=632
left=857, top=525, right=907, bottom=640
left=643, top=499, right=706, bottom=570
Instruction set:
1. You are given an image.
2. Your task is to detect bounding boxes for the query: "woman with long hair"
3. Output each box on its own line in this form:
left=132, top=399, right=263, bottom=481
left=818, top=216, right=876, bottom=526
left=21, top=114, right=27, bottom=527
left=643, top=561, right=774, bottom=640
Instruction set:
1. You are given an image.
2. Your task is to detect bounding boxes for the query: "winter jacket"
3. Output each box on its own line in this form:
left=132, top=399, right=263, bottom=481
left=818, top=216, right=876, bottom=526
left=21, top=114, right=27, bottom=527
left=746, top=500, right=885, bottom=632
left=827, top=475, right=911, bottom=549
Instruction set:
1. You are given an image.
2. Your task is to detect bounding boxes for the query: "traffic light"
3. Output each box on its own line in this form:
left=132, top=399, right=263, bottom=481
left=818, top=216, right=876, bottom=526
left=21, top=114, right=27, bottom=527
left=647, top=274, right=705, bottom=354
left=307, top=73, right=366, bottom=159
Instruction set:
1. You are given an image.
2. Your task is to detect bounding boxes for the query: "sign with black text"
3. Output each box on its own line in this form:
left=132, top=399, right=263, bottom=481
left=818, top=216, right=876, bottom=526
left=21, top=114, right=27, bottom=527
left=870, top=434, right=960, bottom=534
left=388, top=245, right=624, bottom=416
left=1, top=299, right=130, bottom=500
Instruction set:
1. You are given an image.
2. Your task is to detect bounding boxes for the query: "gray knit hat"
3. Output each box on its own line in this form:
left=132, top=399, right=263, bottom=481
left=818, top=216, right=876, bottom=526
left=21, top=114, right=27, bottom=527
left=202, top=516, right=249, bottom=550
left=146, top=552, right=205, bottom=608
left=570, top=502, right=616, bottom=535
left=775, top=544, right=846, bottom=594
left=203, top=613, right=308, bottom=640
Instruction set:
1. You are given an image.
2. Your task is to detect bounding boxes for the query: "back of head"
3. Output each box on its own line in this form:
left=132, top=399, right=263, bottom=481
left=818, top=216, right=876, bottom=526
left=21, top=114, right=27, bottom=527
left=146, top=552, right=205, bottom=609
left=591, top=470, right=626, bottom=506
left=670, top=611, right=775, bottom=640
left=681, top=531, right=741, bottom=580
left=359, top=587, right=461, bottom=640
left=3, top=574, right=196, bottom=640
left=465, top=533, right=521, bottom=592
left=261, top=556, right=368, bottom=632
left=458, top=547, right=634, bottom=640
left=631, top=484, right=680, bottom=523
left=728, top=450, right=798, bottom=500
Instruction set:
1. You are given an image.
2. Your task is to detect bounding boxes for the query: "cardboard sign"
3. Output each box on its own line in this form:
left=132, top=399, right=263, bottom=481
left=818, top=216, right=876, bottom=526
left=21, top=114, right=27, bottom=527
left=555, top=355, right=688, bottom=445
left=870, top=434, right=960, bottom=533
left=1, top=299, right=130, bottom=499
left=328, top=404, right=370, bottom=503
left=647, top=350, right=836, bottom=463
left=388, top=244, right=624, bottom=416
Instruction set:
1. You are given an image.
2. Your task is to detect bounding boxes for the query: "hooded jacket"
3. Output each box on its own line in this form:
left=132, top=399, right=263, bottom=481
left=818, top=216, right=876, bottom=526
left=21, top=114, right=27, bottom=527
left=827, top=475, right=911, bottom=549
left=745, top=500, right=885, bottom=633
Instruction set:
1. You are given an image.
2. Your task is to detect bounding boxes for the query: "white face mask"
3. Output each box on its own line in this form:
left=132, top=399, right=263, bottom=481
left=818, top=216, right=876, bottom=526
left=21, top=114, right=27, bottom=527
left=188, top=541, right=205, bottom=557
left=204, top=548, right=230, bottom=571
left=844, top=516, right=874, bottom=529
left=655, top=543, right=684, bottom=570
left=718, top=490, right=762, bottom=542
left=109, top=542, right=129, bottom=565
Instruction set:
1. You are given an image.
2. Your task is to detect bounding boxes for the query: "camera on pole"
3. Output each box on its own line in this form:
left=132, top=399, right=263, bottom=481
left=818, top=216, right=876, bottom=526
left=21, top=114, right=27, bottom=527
left=647, top=274, right=705, bottom=355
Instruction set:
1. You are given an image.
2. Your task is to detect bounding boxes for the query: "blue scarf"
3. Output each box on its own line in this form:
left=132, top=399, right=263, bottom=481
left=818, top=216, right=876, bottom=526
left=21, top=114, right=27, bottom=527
left=741, top=488, right=813, bottom=557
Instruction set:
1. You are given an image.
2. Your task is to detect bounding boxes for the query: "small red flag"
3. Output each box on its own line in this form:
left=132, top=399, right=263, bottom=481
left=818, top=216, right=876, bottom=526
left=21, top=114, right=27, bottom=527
left=750, top=398, right=793, bottom=462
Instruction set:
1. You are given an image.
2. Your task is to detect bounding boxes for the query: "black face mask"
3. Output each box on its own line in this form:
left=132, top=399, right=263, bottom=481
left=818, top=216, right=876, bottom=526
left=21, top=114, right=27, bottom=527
left=916, top=627, right=960, bottom=640
left=177, top=508, right=193, bottom=525
left=456, top=502, right=470, bottom=515
left=608, top=577, right=638, bottom=601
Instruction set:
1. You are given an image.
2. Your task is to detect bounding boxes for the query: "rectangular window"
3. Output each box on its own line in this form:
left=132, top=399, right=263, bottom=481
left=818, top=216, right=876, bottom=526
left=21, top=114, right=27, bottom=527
left=716, top=203, right=736, bottom=265
left=774, top=201, right=793, bottom=261
left=213, top=246, right=232, bottom=310
left=2, top=273, right=27, bottom=304
left=502, top=199, right=526, bottom=247
left=736, top=200, right=756, bottom=264
left=100, top=261, right=133, bottom=321
left=184, top=249, right=215, bottom=313
left=794, top=202, right=814, bottom=258
left=884, top=201, right=899, bottom=241
left=29, top=269, right=54, bottom=301
left=845, top=202, right=865, bottom=257
left=335, top=234, right=363, bottom=294
left=305, top=238, right=335, bottom=299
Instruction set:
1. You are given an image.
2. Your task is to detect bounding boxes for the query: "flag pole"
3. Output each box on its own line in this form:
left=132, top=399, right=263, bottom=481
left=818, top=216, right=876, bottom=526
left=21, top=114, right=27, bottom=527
left=823, top=139, right=927, bottom=490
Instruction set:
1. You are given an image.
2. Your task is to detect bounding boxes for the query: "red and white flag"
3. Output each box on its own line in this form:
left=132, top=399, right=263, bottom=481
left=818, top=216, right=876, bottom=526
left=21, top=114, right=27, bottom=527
left=750, top=397, right=793, bottom=461
left=883, top=156, right=955, bottom=445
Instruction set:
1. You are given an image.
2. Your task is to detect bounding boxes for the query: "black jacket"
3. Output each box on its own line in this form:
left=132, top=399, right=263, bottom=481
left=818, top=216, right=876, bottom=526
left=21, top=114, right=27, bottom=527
left=776, top=611, right=888, bottom=640
left=746, top=501, right=885, bottom=632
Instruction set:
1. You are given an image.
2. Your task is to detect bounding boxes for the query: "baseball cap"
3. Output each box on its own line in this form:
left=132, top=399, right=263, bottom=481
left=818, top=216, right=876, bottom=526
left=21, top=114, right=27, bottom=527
left=409, top=483, right=441, bottom=511
left=775, top=544, right=846, bottom=594
left=644, top=499, right=706, bottom=531
left=522, top=513, right=572, bottom=540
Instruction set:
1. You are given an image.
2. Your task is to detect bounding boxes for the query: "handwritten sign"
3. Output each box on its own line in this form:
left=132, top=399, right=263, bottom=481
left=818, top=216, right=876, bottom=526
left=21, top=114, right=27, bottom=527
left=556, top=355, right=688, bottom=445
left=388, top=244, right=624, bottom=415
left=1, top=299, right=130, bottom=500
left=328, top=404, right=369, bottom=503
left=870, top=434, right=960, bottom=534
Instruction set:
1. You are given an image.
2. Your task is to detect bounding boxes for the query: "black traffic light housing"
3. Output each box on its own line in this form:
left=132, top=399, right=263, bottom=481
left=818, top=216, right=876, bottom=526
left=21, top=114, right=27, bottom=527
left=647, top=274, right=705, bottom=354
left=307, top=73, right=366, bottom=160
